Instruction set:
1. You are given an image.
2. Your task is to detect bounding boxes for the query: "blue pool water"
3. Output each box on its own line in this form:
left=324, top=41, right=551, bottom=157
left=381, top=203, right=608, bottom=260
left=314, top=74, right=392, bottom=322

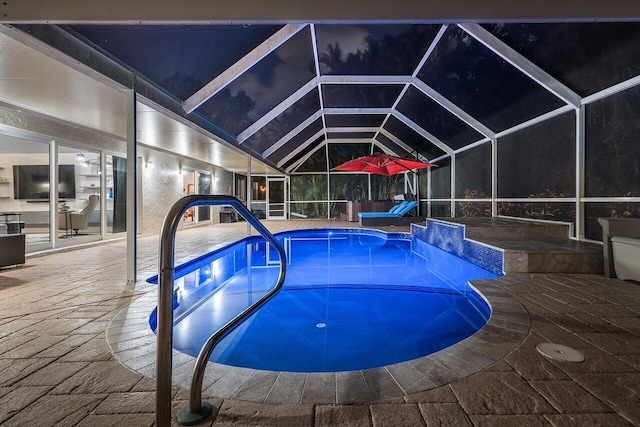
left=149, top=229, right=499, bottom=373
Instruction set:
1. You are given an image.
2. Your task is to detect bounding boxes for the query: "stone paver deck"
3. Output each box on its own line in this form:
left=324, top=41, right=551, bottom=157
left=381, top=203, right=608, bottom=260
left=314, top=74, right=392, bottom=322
left=1, top=220, right=639, bottom=426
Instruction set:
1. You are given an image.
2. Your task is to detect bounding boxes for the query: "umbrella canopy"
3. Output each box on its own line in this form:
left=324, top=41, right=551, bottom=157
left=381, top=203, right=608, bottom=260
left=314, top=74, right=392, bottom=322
left=332, top=153, right=435, bottom=176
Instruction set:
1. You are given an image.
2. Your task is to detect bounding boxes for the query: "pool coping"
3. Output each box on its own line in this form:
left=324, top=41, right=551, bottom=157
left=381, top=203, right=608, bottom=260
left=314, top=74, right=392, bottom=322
left=106, top=276, right=530, bottom=404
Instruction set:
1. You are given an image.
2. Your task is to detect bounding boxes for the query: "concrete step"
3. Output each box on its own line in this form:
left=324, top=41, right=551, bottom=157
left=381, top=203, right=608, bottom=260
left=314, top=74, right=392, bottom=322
left=445, top=217, right=571, bottom=241
left=433, top=217, right=603, bottom=274
left=480, top=238, right=603, bottom=274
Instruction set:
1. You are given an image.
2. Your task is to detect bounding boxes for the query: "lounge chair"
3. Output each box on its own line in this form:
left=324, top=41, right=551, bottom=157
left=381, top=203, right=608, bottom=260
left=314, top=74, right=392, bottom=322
left=355, top=200, right=408, bottom=219
left=358, top=201, right=423, bottom=226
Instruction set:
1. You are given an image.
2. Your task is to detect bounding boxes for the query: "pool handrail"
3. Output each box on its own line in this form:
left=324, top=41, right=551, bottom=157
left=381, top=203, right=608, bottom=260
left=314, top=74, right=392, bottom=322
left=155, top=195, right=287, bottom=427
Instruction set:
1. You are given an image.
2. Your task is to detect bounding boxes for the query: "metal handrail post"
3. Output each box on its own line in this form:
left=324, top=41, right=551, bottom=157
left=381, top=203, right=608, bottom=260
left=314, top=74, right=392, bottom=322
left=179, top=197, right=287, bottom=425
left=155, top=195, right=287, bottom=427
left=155, top=195, right=186, bottom=427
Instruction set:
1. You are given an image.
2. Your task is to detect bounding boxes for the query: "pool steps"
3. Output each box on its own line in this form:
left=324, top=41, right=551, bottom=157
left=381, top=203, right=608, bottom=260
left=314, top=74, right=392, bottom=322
left=423, top=217, right=603, bottom=274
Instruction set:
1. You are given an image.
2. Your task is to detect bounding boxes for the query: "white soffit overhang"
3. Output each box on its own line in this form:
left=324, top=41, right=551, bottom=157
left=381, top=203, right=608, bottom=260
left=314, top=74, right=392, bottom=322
left=136, top=103, right=276, bottom=174
left=0, top=29, right=277, bottom=175
left=0, top=30, right=128, bottom=139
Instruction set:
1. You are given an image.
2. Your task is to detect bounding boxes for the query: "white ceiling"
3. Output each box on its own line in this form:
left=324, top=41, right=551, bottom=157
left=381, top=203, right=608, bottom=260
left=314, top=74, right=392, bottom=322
left=0, top=28, right=278, bottom=175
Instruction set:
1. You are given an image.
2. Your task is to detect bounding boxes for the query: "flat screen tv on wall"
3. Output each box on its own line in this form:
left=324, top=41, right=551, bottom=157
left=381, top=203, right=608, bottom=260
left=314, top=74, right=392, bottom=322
left=13, top=165, right=76, bottom=200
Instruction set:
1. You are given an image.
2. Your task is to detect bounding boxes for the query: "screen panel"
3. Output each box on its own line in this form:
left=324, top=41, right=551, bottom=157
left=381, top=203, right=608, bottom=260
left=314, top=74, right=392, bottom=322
left=418, top=26, right=565, bottom=132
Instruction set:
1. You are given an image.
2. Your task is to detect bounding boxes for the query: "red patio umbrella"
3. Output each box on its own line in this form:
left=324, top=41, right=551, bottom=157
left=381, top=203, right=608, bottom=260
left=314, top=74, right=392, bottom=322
left=332, top=152, right=434, bottom=176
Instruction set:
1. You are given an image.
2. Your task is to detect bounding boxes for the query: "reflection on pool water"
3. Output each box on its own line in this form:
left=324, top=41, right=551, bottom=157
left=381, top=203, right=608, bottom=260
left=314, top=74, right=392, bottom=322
left=149, top=228, right=499, bottom=373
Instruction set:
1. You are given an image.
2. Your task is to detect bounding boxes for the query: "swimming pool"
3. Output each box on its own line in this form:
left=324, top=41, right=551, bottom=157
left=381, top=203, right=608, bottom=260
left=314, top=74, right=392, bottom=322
left=149, top=228, right=499, bottom=373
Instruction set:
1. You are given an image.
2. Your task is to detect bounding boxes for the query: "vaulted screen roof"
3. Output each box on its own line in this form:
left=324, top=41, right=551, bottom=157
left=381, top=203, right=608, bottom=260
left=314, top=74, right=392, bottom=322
left=48, top=22, right=640, bottom=173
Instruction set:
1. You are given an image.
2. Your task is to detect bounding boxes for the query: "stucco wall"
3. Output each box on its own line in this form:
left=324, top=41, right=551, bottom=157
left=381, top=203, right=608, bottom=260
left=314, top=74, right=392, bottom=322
left=139, top=147, right=238, bottom=236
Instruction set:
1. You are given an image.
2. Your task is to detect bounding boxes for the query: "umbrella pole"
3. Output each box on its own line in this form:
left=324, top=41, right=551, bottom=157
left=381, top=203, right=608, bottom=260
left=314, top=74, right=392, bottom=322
left=385, top=175, right=400, bottom=200
left=415, top=151, right=420, bottom=216
left=415, top=171, right=420, bottom=216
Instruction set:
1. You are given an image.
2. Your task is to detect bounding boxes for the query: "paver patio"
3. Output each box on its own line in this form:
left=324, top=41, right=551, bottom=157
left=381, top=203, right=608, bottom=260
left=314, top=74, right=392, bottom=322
left=0, top=220, right=638, bottom=426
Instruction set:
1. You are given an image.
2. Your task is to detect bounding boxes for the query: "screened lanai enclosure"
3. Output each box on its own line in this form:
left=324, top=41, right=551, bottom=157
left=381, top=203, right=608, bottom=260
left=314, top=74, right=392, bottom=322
left=14, top=22, right=640, bottom=242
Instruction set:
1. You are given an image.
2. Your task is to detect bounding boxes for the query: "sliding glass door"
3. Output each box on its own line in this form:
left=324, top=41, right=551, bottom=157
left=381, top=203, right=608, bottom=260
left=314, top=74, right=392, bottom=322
left=0, top=137, right=51, bottom=252
left=0, top=130, right=127, bottom=253
left=56, top=146, right=102, bottom=246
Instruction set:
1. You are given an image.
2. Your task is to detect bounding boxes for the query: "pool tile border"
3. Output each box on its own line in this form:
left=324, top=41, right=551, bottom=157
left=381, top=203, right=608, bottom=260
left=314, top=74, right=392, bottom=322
left=412, top=219, right=505, bottom=275
left=107, top=277, right=529, bottom=404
